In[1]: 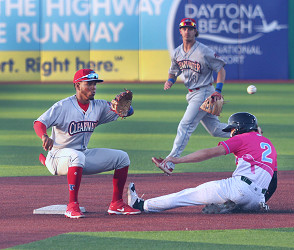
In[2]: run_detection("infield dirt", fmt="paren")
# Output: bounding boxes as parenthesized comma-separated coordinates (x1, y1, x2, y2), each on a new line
(1, 171, 293, 249)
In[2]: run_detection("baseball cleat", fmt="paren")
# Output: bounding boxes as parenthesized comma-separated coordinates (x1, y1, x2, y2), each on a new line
(107, 199, 141, 215)
(65, 202, 85, 218)
(128, 183, 145, 211)
(151, 157, 173, 175)
(259, 202, 270, 212)
(202, 200, 238, 214)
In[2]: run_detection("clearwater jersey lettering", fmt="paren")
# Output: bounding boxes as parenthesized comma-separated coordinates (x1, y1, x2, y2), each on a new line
(68, 121, 99, 135)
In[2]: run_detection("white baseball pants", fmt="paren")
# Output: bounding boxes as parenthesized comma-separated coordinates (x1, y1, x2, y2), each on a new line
(45, 148, 130, 176)
(144, 176, 265, 213)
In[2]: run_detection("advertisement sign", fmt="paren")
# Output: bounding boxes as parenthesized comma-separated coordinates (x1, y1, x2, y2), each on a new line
(0, 0, 289, 82)
(168, 0, 288, 79)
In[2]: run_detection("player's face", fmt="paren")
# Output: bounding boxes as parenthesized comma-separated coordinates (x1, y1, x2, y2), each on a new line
(77, 81, 97, 102)
(180, 27, 196, 42)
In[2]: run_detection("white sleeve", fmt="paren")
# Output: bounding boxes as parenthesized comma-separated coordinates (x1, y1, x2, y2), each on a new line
(205, 47, 226, 72)
(35, 102, 63, 128)
(97, 101, 119, 125)
(168, 51, 182, 76)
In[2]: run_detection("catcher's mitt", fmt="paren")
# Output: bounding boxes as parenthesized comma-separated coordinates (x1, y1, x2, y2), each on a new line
(200, 92, 224, 116)
(111, 89, 133, 117)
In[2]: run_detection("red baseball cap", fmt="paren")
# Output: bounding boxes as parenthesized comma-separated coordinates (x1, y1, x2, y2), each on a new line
(179, 18, 197, 29)
(73, 69, 103, 83)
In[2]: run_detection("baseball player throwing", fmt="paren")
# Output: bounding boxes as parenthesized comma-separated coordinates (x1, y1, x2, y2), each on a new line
(152, 18, 230, 173)
(34, 69, 141, 218)
(129, 112, 277, 214)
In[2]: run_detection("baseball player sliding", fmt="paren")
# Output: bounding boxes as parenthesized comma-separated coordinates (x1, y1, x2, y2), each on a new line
(34, 69, 141, 218)
(152, 18, 230, 173)
(128, 112, 278, 214)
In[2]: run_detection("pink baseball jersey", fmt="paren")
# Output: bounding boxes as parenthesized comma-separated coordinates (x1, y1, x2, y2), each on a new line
(219, 132, 277, 189)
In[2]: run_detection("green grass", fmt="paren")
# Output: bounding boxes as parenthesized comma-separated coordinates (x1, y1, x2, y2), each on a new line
(0, 83, 294, 176)
(9, 228, 294, 249)
(1, 83, 294, 249)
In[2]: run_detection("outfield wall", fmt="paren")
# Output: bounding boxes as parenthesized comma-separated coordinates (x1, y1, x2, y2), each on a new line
(289, 0, 294, 80)
(0, 0, 292, 82)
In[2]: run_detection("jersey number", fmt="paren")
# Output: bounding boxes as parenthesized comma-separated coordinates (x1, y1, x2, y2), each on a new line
(260, 142, 273, 164)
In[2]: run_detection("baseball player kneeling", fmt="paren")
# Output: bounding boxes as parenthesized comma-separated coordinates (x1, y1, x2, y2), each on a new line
(34, 68, 141, 218)
(128, 112, 277, 214)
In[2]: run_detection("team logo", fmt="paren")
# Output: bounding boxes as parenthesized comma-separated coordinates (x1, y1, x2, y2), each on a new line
(69, 184, 75, 191)
(178, 60, 201, 73)
(68, 121, 98, 136)
(241, 154, 274, 175)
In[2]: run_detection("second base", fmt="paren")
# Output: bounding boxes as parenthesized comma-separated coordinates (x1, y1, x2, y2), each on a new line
(33, 204, 86, 215)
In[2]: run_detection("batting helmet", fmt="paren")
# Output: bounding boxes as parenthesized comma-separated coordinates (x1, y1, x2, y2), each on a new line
(222, 112, 258, 136)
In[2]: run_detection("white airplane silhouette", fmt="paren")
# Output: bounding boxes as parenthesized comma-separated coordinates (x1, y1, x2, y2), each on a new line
(255, 19, 288, 33)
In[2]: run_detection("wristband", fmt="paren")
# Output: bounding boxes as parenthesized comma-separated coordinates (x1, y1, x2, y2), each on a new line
(215, 82, 223, 93)
(168, 78, 175, 84)
(126, 106, 134, 117)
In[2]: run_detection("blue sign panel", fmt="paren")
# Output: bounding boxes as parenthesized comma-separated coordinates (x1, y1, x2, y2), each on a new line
(168, 0, 288, 79)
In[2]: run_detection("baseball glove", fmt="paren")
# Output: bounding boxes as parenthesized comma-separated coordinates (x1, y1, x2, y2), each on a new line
(111, 89, 133, 117)
(200, 92, 224, 116)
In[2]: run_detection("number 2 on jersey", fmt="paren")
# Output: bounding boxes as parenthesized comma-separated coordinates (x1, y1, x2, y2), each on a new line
(260, 142, 273, 164)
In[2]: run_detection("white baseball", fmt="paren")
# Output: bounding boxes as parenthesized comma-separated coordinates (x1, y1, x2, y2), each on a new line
(247, 85, 257, 94)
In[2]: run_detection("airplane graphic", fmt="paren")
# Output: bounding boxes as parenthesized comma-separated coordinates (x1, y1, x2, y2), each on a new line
(254, 19, 288, 33)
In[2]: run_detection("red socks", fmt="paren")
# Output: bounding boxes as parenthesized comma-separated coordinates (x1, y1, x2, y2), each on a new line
(112, 166, 129, 202)
(67, 166, 83, 203)
(67, 166, 128, 204)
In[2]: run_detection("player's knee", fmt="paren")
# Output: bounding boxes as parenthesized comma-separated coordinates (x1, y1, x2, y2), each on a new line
(70, 150, 86, 167)
(56, 149, 85, 175)
(116, 150, 130, 170)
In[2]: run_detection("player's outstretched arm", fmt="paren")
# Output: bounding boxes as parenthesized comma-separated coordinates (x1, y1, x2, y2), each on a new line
(163, 145, 226, 165)
(210, 67, 225, 98)
(216, 67, 226, 84)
